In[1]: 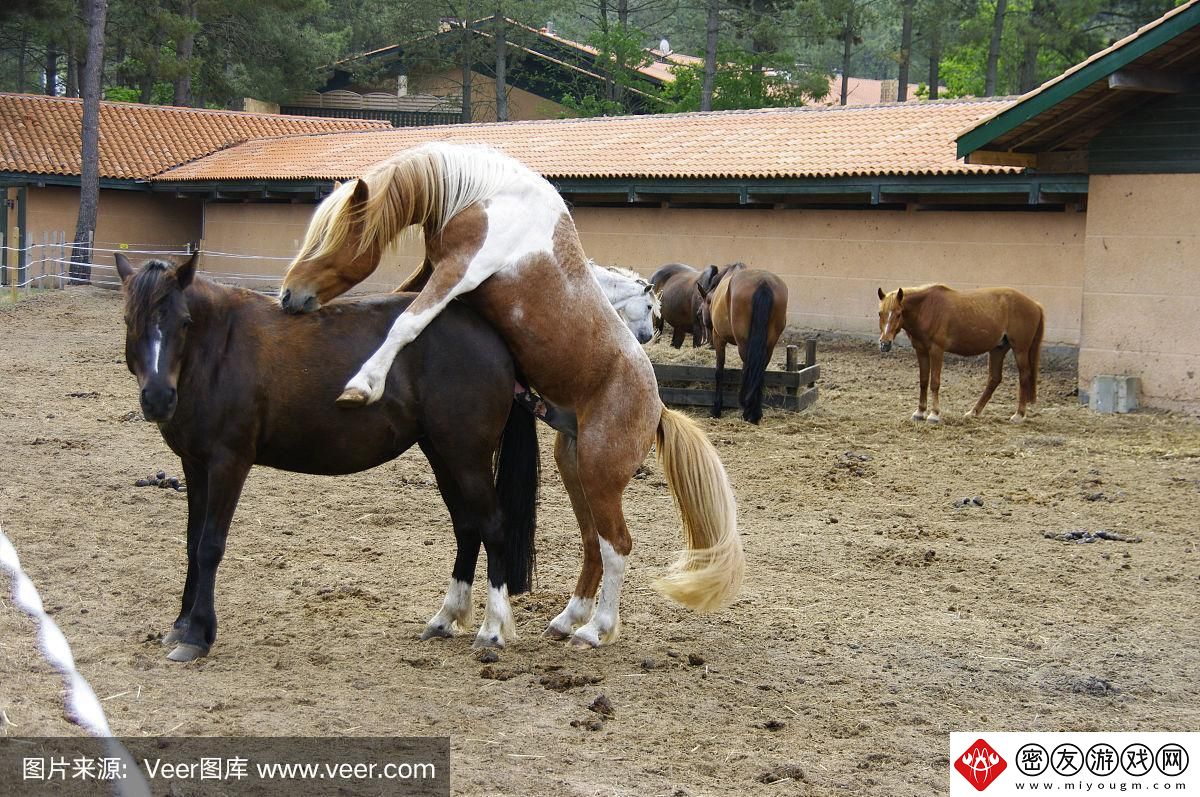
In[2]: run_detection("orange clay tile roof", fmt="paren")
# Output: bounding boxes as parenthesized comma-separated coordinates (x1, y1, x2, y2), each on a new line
(154, 97, 1022, 182)
(0, 93, 391, 180)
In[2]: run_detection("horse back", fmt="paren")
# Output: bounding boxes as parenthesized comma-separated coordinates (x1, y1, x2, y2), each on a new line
(649, 262, 697, 290)
(916, 286, 1043, 355)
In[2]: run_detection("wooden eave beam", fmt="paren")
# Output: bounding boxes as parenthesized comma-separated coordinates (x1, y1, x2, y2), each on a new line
(1107, 67, 1199, 93)
(963, 150, 1037, 168)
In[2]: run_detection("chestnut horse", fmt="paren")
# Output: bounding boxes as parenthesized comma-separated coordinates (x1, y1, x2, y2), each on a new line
(649, 263, 705, 348)
(696, 263, 790, 424)
(279, 142, 743, 648)
(116, 254, 538, 660)
(877, 284, 1045, 423)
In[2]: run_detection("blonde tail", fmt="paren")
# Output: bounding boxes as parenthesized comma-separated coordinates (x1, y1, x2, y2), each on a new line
(654, 408, 744, 611)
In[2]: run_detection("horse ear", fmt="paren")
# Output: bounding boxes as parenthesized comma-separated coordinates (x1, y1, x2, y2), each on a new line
(896, 287, 904, 304)
(877, 287, 885, 301)
(333, 179, 343, 189)
(350, 178, 369, 206)
(114, 252, 135, 284)
(175, 251, 199, 289)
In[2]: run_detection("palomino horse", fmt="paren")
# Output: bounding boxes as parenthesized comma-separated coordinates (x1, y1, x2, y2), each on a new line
(279, 142, 743, 648)
(116, 254, 538, 660)
(877, 284, 1045, 423)
(589, 260, 659, 344)
(696, 263, 790, 424)
(649, 263, 705, 348)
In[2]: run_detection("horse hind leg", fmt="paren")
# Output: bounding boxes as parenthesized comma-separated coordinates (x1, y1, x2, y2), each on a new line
(1011, 347, 1034, 423)
(546, 433, 600, 639)
(419, 445, 480, 640)
(966, 344, 1009, 419)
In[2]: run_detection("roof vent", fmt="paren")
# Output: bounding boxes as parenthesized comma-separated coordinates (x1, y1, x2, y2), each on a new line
(659, 38, 671, 55)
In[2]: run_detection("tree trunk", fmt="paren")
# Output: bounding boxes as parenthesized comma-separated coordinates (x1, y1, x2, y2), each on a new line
(17, 27, 29, 93)
(71, 0, 109, 285)
(701, 0, 719, 111)
(840, 14, 853, 106)
(173, 0, 197, 107)
(985, 0, 1007, 96)
(45, 42, 59, 96)
(139, 74, 155, 103)
(67, 50, 79, 97)
(897, 0, 914, 101)
(1017, 0, 1047, 93)
(460, 21, 473, 123)
(927, 31, 941, 100)
(493, 13, 508, 121)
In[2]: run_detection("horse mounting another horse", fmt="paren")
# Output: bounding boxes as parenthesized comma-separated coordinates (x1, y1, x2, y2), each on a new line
(649, 263, 706, 348)
(877, 284, 1045, 423)
(116, 253, 539, 661)
(278, 142, 744, 649)
(695, 263, 790, 424)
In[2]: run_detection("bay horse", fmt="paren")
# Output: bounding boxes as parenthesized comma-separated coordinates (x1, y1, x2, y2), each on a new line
(589, 260, 660, 344)
(696, 263, 789, 424)
(279, 142, 743, 648)
(877, 284, 1045, 423)
(115, 253, 538, 661)
(649, 263, 705, 348)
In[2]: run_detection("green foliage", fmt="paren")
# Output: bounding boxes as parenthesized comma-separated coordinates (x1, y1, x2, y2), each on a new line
(660, 46, 828, 111)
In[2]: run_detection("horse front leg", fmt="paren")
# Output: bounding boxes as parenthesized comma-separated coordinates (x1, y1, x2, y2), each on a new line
(164, 457, 207, 648)
(913, 347, 930, 421)
(167, 453, 252, 662)
(712, 339, 727, 418)
(927, 347, 945, 423)
(340, 240, 492, 406)
(419, 442, 480, 641)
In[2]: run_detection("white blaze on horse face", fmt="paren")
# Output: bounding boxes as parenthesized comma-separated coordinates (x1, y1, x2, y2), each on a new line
(475, 584, 516, 648)
(571, 538, 626, 647)
(147, 324, 164, 376)
(345, 178, 564, 404)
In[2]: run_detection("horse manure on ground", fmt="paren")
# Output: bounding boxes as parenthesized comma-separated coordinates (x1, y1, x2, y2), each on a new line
(134, 470, 185, 491)
(1043, 529, 1143, 544)
(587, 694, 614, 717)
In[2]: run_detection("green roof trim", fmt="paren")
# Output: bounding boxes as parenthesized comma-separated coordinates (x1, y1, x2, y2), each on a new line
(956, 2, 1200, 159)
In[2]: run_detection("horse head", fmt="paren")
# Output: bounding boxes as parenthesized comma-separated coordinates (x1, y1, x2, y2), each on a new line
(877, 286, 905, 353)
(115, 252, 199, 422)
(280, 179, 382, 314)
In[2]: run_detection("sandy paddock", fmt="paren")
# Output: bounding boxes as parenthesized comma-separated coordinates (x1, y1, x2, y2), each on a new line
(1, 287, 1198, 796)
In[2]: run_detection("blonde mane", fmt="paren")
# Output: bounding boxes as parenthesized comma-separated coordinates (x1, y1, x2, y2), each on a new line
(293, 143, 530, 267)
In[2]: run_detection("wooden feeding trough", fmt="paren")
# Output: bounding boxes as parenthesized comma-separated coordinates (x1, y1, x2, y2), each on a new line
(652, 340, 820, 413)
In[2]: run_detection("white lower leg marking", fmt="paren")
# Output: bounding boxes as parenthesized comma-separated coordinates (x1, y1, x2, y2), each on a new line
(548, 594, 595, 636)
(475, 584, 516, 647)
(424, 578, 472, 636)
(572, 538, 626, 647)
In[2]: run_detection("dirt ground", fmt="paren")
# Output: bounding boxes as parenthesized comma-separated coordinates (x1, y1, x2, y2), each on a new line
(1, 287, 1198, 796)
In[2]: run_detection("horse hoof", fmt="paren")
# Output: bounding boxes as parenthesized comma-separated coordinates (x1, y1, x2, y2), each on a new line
(926, 413, 942, 424)
(336, 388, 370, 407)
(963, 410, 979, 419)
(166, 643, 209, 662)
(472, 634, 505, 650)
(420, 624, 454, 641)
(1010, 413, 1027, 424)
(911, 411, 926, 421)
(543, 624, 571, 641)
(567, 632, 600, 650)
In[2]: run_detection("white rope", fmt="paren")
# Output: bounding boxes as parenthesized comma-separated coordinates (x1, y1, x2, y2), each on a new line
(0, 526, 150, 797)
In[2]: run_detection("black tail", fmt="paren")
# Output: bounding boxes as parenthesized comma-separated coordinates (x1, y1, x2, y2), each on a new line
(739, 282, 775, 424)
(494, 399, 539, 594)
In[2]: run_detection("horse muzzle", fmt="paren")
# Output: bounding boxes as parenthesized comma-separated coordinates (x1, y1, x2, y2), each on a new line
(279, 288, 319, 315)
(879, 339, 893, 353)
(140, 384, 178, 422)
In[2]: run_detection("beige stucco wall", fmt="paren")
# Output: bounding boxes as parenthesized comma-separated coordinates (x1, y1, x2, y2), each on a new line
(411, 69, 571, 122)
(199, 201, 1086, 346)
(22, 187, 201, 285)
(573, 206, 1086, 345)
(1080, 174, 1200, 413)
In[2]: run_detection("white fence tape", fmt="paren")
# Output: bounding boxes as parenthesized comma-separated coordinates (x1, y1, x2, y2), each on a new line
(0, 525, 151, 796)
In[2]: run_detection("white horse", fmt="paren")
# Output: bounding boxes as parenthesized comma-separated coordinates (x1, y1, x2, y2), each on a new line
(589, 261, 660, 344)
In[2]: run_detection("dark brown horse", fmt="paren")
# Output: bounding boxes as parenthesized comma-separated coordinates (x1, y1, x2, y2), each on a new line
(697, 263, 790, 424)
(649, 263, 705, 348)
(116, 253, 538, 661)
(877, 284, 1045, 423)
